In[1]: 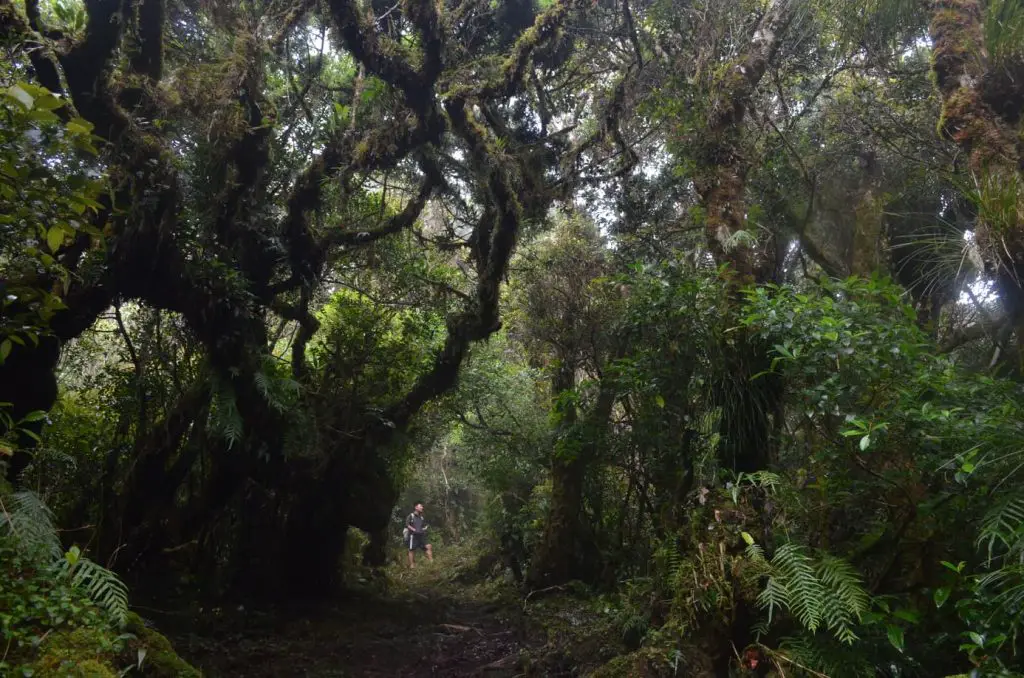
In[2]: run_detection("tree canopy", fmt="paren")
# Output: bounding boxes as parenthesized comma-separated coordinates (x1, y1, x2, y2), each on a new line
(2, 0, 1024, 675)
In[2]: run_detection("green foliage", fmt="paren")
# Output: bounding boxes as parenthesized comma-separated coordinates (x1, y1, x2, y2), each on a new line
(0, 486, 197, 675)
(747, 541, 869, 644)
(208, 378, 244, 449)
(985, 0, 1024, 65)
(2, 490, 128, 629)
(3, 489, 63, 560)
(0, 542, 112, 672)
(62, 546, 130, 628)
(0, 76, 105, 360)
(741, 276, 1024, 673)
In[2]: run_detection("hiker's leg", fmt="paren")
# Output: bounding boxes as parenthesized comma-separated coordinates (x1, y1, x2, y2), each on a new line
(425, 544, 433, 562)
(408, 548, 415, 568)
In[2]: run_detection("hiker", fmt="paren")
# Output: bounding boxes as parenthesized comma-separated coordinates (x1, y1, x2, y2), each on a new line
(405, 502, 433, 568)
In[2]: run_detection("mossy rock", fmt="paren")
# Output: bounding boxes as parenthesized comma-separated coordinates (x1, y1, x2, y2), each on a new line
(28, 619, 200, 677)
(30, 628, 119, 676)
(126, 612, 202, 677)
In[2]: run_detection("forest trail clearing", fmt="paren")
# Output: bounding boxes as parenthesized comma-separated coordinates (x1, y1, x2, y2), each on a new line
(166, 548, 551, 678)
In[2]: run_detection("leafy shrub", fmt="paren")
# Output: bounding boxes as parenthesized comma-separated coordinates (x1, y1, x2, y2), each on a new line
(0, 487, 198, 676)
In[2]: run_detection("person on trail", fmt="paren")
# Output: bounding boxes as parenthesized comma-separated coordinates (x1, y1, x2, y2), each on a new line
(405, 502, 433, 568)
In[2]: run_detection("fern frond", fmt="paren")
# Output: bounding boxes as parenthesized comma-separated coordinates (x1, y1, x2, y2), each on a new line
(254, 370, 273, 401)
(1, 490, 62, 560)
(818, 554, 869, 622)
(747, 471, 782, 493)
(745, 542, 766, 563)
(209, 380, 244, 448)
(978, 494, 1024, 563)
(755, 544, 869, 644)
(759, 575, 790, 625)
(772, 543, 826, 633)
(61, 554, 130, 628)
(977, 564, 1024, 611)
(3, 490, 131, 629)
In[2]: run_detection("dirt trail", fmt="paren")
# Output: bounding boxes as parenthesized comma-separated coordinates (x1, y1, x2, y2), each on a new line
(168, 553, 536, 677)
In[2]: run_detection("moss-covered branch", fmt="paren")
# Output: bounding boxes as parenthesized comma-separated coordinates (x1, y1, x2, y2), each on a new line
(327, 0, 427, 105)
(692, 0, 792, 283)
(324, 166, 439, 247)
(129, 0, 164, 80)
(929, 0, 1024, 359)
(449, 0, 575, 100)
(931, 0, 1018, 171)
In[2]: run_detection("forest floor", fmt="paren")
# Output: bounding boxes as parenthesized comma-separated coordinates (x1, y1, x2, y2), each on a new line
(162, 544, 617, 677)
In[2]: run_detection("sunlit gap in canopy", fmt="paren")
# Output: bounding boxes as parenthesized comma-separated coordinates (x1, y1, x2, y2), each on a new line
(958, 230, 999, 307)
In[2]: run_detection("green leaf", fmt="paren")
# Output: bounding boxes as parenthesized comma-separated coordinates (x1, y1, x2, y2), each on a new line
(741, 531, 755, 546)
(33, 93, 64, 111)
(0, 339, 11, 362)
(7, 84, 34, 109)
(65, 117, 94, 135)
(20, 410, 47, 423)
(859, 435, 871, 451)
(654, 394, 665, 408)
(894, 608, 920, 624)
(47, 226, 65, 252)
(887, 625, 904, 652)
(933, 587, 950, 608)
(969, 632, 985, 647)
(27, 108, 60, 124)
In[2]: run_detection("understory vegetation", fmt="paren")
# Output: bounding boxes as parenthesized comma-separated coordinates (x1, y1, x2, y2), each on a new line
(2, 0, 1024, 675)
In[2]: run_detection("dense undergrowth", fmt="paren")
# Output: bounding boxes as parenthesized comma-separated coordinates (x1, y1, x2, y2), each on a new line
(1, 485, 198, 677)
(3, 0, 1024, 676)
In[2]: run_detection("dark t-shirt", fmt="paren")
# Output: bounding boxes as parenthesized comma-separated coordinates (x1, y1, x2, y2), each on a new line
(407, 512, 426, 534)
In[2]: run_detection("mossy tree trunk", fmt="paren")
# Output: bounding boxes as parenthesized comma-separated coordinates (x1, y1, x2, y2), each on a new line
(930, 0, 1024, 366)
(0, 0, 580, 598)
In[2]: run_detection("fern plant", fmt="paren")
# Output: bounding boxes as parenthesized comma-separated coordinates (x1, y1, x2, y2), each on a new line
(209, 377, 244, 448)
(979, 494, 1024, 565)
(1, 489, 129, 627)
(1, 490, 62, 560)
(972, 493, 1024, 640)
(745, 537, 870, 644)
(62, 546, 130, 627)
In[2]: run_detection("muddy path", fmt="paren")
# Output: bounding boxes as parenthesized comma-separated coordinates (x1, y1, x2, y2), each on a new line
(165, 553, 547, 677)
